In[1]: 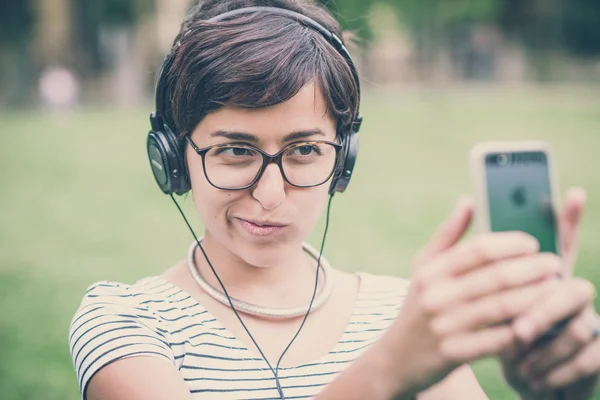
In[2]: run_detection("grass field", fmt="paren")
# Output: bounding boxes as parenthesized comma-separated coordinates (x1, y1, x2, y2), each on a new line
(1, 86, 600, 399)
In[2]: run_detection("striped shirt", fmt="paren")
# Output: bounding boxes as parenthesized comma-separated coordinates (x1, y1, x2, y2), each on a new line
(68, 272, 410, 399)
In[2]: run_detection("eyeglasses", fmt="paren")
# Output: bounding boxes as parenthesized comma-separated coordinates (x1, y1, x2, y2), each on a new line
(186, 136, 343, 190)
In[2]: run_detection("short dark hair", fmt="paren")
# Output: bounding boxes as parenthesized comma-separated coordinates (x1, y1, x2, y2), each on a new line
(164, 0, 360, 142)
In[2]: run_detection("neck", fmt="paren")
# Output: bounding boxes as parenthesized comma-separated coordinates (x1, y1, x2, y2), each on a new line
(193, 231, 324, 309)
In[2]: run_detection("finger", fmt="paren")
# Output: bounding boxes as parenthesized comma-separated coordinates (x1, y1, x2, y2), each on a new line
(519, 309, 596, 380)
(418, 231, 539, 283)
(422, 253, 562, 312)
(430, 278, 559, 335)
(558, 187, 586, 272)
(512, 278, 597, 344)
(412, 196, 473, 267)
(440, 325, 515, 364)
(534, 333, 600, 390)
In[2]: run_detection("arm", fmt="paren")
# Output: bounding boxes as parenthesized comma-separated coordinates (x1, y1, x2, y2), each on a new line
(314, 345, 489, 400)
(86, 357, 192, 400)
(315, 200, 557, 400)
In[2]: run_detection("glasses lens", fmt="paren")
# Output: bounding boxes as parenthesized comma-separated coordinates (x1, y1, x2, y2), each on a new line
(204, 145, 262, 189)
(282, 142, 338, 187)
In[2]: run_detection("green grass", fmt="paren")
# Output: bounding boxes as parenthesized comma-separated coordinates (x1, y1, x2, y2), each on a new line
(1, 86, 600, 399)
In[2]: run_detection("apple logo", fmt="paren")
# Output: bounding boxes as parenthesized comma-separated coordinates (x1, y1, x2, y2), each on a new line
(511, 186, 527, 207)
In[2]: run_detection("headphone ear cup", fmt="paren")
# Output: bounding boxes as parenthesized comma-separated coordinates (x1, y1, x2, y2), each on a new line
(329, 130, 359, 195)
(147, 125, 190, 195)
(163, 124, 191, 195)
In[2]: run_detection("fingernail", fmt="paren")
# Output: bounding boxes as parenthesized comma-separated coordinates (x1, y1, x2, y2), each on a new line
(514, 318, 537, 343)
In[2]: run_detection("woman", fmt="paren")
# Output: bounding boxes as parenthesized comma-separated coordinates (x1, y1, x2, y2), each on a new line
(68, 1, 600, 399)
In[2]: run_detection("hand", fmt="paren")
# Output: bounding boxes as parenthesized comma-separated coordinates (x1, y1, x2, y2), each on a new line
(507, 281, 599, 399)
(379, 197, 563, 397)
(500, 188, 600, 399)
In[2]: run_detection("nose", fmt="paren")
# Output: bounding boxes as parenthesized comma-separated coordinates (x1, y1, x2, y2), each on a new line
(251, 163, 286, 210)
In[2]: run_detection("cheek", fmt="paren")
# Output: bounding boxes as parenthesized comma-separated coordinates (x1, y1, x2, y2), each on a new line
(294, 185, 330, 233)
(187, 157, 232, 221)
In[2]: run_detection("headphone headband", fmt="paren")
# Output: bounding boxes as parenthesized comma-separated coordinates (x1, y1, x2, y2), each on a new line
(152, 6, 362, 133)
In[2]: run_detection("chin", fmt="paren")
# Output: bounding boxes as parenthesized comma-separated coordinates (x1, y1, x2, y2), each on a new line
(234, 237, 300, 268)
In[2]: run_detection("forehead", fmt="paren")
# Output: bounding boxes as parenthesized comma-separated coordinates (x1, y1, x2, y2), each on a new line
(192, 82, 336, 142)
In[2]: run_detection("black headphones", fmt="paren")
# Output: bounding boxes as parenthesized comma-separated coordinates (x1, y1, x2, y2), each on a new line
(146, 6, 363, 197)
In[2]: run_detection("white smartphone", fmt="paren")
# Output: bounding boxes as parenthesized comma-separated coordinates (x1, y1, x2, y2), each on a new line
(469, 141, 562, 255)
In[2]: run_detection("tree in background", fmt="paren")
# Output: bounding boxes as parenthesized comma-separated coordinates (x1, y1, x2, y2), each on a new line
(0, 0, 35, 106)
(322, 0, 600, 82)
(563, 0, 600, 58)
(72, 0, 153, 77)
(320, 0, 375, 41)
(498, 0, 600, 58)
(1, 0, 599, 107)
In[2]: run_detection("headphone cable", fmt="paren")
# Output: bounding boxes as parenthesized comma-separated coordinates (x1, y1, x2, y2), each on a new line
(170, 193, 335, 399)
(273, 194, 334, 385)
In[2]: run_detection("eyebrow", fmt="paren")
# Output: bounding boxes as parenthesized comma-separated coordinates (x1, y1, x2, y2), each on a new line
(209, 129, 326, 143)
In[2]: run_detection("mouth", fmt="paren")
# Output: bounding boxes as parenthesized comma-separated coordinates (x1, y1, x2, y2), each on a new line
(235, 218, 287, 237)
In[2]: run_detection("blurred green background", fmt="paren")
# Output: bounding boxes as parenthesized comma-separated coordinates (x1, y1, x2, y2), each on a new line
(1, 0, 600, 399)
(2, 87, 600, 399)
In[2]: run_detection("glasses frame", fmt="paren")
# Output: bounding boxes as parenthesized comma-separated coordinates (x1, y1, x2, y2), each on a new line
(186, 136, 343, 190)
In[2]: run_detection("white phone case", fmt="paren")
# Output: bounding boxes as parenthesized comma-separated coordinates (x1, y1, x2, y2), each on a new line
(469, 141, 562, 251)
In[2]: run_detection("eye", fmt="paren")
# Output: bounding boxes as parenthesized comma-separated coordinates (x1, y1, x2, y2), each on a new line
(288, 143, 322, 157)
(215, 146, 256, 157)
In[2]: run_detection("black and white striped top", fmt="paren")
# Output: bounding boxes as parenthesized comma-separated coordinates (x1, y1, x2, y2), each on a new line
(68, 272, 409, 399)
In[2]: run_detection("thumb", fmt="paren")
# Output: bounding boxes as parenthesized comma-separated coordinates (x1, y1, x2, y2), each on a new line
(412, 196, 474, 268)
(559, 187, 586, 273)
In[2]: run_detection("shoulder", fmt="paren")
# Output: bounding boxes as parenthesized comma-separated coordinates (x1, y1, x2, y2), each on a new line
(68, 276, 192, 344)
(68, 277, 184, 398)
(76, 276, 179, 304)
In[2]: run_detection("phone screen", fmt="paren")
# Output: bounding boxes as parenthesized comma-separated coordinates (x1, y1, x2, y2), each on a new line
(484, 151, 559, 254)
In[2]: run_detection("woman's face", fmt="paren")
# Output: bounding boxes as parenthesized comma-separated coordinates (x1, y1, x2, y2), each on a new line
(186, 82, 337, 267)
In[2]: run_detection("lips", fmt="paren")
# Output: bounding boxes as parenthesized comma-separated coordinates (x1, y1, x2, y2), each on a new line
(235, 218, 287, 237)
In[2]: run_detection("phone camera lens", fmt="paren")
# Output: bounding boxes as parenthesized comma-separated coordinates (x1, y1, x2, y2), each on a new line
(496, 153, 510, 166)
